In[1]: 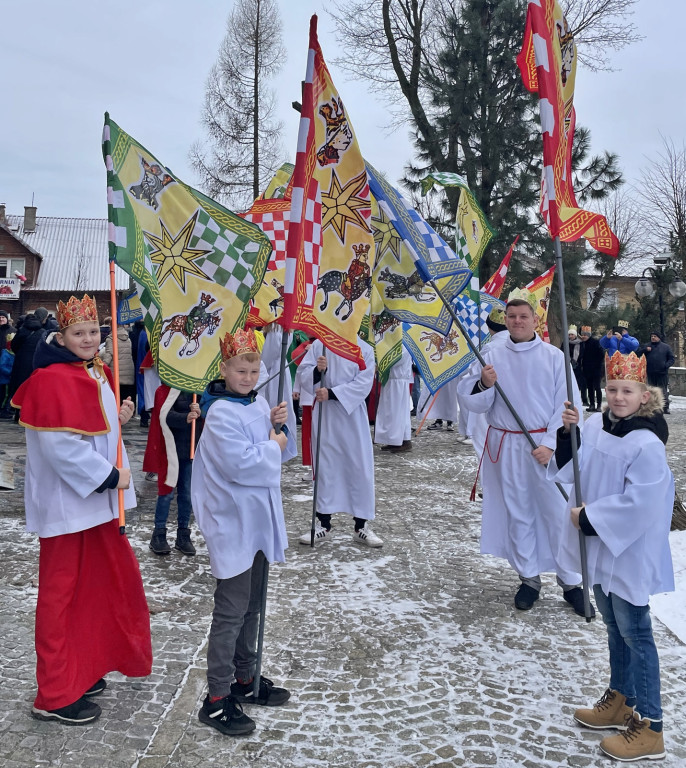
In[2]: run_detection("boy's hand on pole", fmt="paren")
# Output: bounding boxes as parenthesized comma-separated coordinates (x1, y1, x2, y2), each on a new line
(316, 355, 327, 372)
(480, 364, 497, 388)
(116, 467, 131, 489)
(270, 428, 288, 451)
(315, 388, 329, 402)
(270, 401, 288, 427)
(532, 445, 553, 465)
(561, 400, 579, 432)
(571, 505, 584, 530)
(187, 402, 201, 422)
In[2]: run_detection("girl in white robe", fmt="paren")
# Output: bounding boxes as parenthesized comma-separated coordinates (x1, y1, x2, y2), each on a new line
(298, 337, 381, 547)
(374, 346, 413, 448)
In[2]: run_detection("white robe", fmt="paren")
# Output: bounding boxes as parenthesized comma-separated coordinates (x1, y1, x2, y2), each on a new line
(24, 367, 136, 538)
(458, 335, 582, 581)
(299, 338, 376, 519)
(550, 413, 674, 606)
(259, 331, 297, 461)
(419, 377, 458, 422)
(374, 347, 413, 446)
(461, 330, 510, 455)
(191, 395, 288, 579)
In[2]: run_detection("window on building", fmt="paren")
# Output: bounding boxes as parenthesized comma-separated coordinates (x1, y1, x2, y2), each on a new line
(0, 258, 26, 279)
(587, 287, 618, 310)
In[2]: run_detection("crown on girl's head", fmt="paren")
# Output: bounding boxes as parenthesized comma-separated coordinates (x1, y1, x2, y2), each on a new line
(56, 294, 99, 329)
(220, 328, 259, 361)
(605, 351, 646, 383)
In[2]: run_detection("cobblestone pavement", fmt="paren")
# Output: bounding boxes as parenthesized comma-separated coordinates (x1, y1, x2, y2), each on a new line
(1, 404, 685, 768)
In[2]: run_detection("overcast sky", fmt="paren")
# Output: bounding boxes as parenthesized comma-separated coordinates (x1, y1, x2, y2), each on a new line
(0, 0, 683, 222)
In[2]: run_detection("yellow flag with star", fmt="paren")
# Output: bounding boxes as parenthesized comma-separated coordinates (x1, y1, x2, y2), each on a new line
(103, 114, 271, 392)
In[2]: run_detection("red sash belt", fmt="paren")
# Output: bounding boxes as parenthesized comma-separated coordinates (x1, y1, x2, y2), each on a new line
(470, 425, 547, 502)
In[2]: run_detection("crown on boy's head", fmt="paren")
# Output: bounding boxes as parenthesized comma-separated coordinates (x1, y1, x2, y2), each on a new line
(220, 328, 259, 361)
(581, 325, 592, 333)
(617, 319, 629, 329)
(57, 294, 99, 329)
(605, 351, 646, 383)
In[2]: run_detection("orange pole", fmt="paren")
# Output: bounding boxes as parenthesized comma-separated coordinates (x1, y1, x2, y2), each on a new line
(190, 393, 197, 459)
(415, 391, 438, 436)
(109, 262, 126, 534)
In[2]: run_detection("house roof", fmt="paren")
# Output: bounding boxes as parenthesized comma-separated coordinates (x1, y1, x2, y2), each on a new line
(3, 215, 130, 291)
(581, 252, 670, 280)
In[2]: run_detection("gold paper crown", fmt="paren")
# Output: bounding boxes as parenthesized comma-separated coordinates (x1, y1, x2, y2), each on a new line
(605, 351, 646, 383)
(506, 288, 537, 312)
(581, 325, 592, 333)
(489, 305, 506, 325)
(220, 328, 259, 361)
(568, 325, 578, 335)
(617, 319, 629, 329)
(56, 294, 99, 329)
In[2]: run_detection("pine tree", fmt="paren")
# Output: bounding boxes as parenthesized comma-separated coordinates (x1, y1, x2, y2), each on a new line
(190, 0, 285, 210)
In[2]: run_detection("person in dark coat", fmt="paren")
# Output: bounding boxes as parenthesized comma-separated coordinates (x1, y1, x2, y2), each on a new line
(579, 327, 605, 412)
(34, 307, 59, 334)
(8, 314, 46, 421)
(638, 332, 675, 413)
(0, 311, 16, 416)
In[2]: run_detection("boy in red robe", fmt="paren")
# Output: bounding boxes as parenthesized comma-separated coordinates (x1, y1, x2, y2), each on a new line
(12, 295, 152, 725)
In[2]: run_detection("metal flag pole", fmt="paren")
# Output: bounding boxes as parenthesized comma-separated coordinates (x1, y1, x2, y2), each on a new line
(309, 364, 326, 547)
(553, 235, 592, 622)
(253, 325, 291, 699)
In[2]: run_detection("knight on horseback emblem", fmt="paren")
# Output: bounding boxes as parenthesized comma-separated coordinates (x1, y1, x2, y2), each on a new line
(317, 243, 372, 321)
(160, 292, 222, 357)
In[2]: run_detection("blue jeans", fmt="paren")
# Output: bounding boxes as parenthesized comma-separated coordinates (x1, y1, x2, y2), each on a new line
(593, 585, 662, 720)
(154, 458, 193, 529)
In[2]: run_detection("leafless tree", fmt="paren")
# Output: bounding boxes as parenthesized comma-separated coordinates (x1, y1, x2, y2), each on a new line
(74, 241, 89, 293)
(190, 0, 285, 210)
(636, 136, 686, 262)
(585, 188, 648, 310)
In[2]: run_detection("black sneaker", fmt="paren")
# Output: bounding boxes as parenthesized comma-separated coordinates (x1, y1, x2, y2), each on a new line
(84, 678, 107, 697)
(231, 676, 291, 707)
(198, 694, 256, 736)
(32, 696, 102, 725)
(514, 583, 540, 610)
(564, 587, 596, 618)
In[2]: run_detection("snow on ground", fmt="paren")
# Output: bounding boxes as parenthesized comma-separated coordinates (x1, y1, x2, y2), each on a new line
(652, 530, 686, 644)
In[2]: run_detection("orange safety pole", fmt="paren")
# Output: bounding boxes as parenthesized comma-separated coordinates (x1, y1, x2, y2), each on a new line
(109, 261, 126, 534)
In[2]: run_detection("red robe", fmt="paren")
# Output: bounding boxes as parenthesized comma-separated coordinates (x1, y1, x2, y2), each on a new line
(17, 361, 152, 710)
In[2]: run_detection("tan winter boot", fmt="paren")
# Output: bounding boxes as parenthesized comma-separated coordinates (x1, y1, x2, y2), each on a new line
(574, 688, 634, 730)
(599, 713, 666, 761)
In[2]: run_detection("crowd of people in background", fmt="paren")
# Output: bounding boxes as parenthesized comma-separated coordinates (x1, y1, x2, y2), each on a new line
(563, 321, 674, 415)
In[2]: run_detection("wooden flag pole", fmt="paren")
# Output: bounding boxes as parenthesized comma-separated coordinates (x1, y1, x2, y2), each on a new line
(108, 262, 126, 534)
(415, 391, 439, 436)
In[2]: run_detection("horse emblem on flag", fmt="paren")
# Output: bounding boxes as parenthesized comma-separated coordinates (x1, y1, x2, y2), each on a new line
(160, 292, 222, 357)
(317, 243, 372, 320)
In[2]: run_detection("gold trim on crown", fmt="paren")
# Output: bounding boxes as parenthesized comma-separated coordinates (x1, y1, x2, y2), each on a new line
(57, 294, 99, 329)
(220, 328, 259, 361)
(605, 351, 646, 383)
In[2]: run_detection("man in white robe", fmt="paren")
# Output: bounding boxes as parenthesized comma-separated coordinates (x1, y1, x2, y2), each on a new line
(298, 337, 382, 547)
(457, 299, 584, 613)
(374, 346, 413, 452)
